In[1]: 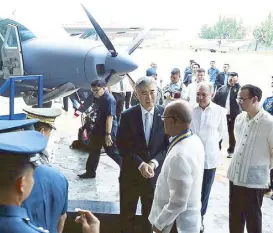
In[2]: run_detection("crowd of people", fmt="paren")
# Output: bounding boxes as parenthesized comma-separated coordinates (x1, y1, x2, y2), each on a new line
(0, 58, 273, 233)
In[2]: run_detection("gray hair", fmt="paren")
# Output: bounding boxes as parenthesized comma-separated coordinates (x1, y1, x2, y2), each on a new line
(135, 76, 157, 91)
(196, 81, 214, 94)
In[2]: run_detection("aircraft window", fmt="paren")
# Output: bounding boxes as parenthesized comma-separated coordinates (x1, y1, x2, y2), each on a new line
(7, 26, 18, 47)
(0, 19, 36, 43)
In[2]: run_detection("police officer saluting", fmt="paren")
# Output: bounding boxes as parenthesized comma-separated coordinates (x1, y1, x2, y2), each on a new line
(0, 130, 49, 233)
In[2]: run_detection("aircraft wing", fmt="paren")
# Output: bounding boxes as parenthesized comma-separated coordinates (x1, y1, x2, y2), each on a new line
(63, 24, 178, 36)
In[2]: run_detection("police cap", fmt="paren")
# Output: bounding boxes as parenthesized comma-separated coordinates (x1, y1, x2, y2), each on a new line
(23, 107, 62, 130)
(146, 68, 157, 77)
(0, 131, 47, 167)
(0, 119, 39, 133)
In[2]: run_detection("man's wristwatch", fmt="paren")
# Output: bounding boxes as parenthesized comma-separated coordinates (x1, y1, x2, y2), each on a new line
(106, 132, 111, 136)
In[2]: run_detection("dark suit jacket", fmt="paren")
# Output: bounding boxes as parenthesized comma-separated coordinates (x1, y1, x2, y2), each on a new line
(116, 104, 169, 187)
(183, 74, 193, 87)
(213, 83, 241, 118)
(215, 72, 230, 89)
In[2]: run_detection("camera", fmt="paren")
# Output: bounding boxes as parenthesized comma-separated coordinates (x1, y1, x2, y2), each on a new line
(163, 90, 181, 99)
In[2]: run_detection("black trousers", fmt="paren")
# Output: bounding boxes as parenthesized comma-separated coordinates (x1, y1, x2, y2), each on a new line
(120, 179, 154, 233)
(219, 116, 236, 153)
(85, 135, 122, 176)
(227, 116, 236, 154)
(112, 92, 125, 122)
(201, 168, 216, 217)
(229, 181, 264, 233)
(125, 92, 132, 109)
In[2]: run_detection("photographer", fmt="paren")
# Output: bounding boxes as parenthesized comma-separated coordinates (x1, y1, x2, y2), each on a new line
(162, 68, 188, 107)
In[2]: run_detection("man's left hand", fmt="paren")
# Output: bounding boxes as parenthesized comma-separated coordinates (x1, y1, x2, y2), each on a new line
(105, 135, 113, 147)
(152, 225, 162, 233)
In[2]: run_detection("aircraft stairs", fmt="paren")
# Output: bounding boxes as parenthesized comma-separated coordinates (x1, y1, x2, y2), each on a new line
(0, 75, 43, 119)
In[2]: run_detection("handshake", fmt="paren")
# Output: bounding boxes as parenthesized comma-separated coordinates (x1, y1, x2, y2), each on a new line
(163, 91, 181, 100)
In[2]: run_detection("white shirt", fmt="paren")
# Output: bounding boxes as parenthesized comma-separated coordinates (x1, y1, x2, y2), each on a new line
(138, 105, 159, 169)
(149, 134, 205, 233)
(123, 77, 134, 92)
(187, 82, 198, 107)
(225, 89, 231, 115)
(110, 81, 125, 93)
(227, 110, 273, 189)
(191, 102, 227, 169)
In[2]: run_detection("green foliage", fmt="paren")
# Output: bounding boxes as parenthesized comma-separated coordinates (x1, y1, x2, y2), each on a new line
(253, 13, 273, 47)
(199, 16, 247, 39)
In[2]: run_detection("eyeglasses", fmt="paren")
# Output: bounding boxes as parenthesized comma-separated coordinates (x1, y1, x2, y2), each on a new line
(91, 87, 102, 93)
(236, 97, 253, 103)
(161, 116, 176, 120)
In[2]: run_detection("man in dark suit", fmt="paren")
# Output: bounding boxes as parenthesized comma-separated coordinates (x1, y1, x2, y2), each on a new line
(214, 63, 230, 90)
(116, 76, 169, 233)
(213, 72, 241, 158)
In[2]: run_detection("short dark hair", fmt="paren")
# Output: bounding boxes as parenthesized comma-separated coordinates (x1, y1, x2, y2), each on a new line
(171, 68, 180, 75)
(224, 63, 230, 67)
(240, 84, 262, 102)
(229, 72, 238, 77)
(0, 153, 33, 188)
(192, 63, 200, 68)
(210, 61, 215, 63)
(197, 68, 206, 73)
(90, 78, 106, 88)
(34, 122, 52, 131)
(190, 60, 195, 63)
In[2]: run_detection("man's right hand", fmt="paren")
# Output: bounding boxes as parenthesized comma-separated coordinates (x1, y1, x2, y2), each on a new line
(140, 162, 154, 179)
(75, 209, 100, 233)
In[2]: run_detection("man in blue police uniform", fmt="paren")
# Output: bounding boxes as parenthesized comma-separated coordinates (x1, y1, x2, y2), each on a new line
(0, 130, 49, 233)
(19, 107, 69, 233)
(77, 78, 122, 179)
(0, 129, 101, 233)
(23, 107, 62, 164)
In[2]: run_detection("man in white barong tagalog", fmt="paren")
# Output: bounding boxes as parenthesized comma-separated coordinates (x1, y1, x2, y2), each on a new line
(149, 100, 205, 233)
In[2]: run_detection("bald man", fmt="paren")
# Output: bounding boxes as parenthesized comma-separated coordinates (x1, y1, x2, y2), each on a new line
(149, 100, 205, 233)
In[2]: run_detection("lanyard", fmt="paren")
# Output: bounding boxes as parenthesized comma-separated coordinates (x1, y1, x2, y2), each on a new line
(167, 129, 193, 155)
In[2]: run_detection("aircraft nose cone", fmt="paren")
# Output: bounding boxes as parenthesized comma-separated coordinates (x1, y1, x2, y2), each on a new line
(105, 53, 138, 74)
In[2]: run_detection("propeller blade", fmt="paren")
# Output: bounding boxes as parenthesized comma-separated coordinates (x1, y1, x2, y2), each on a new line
(81, 4, 118, 57)
(127, 27, 151, 55)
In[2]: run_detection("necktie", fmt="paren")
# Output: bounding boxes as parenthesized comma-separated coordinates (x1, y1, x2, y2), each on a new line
(120, 80, 124, 92)
(144, 112, 151, 145)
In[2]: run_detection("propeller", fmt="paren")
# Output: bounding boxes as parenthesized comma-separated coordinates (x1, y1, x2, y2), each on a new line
(81, 4, 118, 57)
(81, 4, 151, 86)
